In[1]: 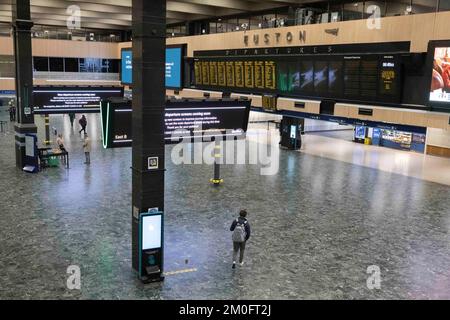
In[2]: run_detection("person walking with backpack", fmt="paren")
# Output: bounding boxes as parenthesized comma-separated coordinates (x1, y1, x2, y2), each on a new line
(230, 209, 251, 269)
(79, 115, 87, 135)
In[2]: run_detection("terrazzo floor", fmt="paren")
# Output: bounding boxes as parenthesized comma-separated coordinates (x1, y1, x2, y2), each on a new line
(0, 114, 449, 299)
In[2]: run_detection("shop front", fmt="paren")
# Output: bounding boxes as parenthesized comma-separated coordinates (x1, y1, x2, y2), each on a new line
(353, 125, 426, 153)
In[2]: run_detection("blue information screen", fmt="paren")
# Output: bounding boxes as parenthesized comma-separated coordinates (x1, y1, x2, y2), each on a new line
(121, 47, 182, 88)
(121, 49, 133, 85)
(165, 47, 182, 88)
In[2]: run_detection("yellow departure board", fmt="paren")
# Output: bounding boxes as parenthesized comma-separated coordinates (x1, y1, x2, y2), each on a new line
(235, 61, 244, 88)
(209, 61, 218, 86)
(194, 61, 202, 85)
(201, 61, 210, 85)
(244, 61, 254, 88)
(264, 61, 276, 90)
(254, 61, 264, 89)
(226, 61, 235, 87)
(218, 62, 226, 86)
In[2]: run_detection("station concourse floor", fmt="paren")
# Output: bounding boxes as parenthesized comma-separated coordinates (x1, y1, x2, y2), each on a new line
(0, 113, 450, 299)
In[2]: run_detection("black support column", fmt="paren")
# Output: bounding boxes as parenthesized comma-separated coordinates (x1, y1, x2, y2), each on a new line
(12, 0, 37, 168)
(131, 0, 166, 280)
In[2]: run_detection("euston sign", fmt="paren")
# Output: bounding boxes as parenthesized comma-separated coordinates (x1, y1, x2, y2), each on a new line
(244, 30, 306, 46)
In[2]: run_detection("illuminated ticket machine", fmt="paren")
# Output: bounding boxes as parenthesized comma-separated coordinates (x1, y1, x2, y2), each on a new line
(280, 116, 303, 150)
(138, 211, 164, 283)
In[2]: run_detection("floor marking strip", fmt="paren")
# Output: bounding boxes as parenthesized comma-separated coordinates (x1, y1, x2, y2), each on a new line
(163, 268, 197, 276)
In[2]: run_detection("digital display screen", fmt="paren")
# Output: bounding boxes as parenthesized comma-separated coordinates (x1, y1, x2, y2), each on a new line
(360, 59, 378, 98)
(328, 61, 342, 94)
(277, 62, 289, 92)
(290, 125, 297, 139)
(290, 63, 300, 93)
(344, 57, 361, 96)
(101, 100, 251, 148)
(193, 51, 401, 104)
(300, 61, 314, 92)
(194, 61, 202, 85)
(113, 107, 132, 146)
(120, 47, 183, 88)
(264, 61, 276, 90)
(121, 49, 132, 85)
(165, 47, 183, 88)
(201, 61, 210, 85)
(142, 214, 162, 250)
(218, 62, 226, 86)
(314, 61, 328, 94)
(165, 100, 250, 139)
(430, 47, 450, 103)
(33, 86, 123, 114)
(235, 61, 244, 87)
(244, 61, 254, 88)
(209, 61, 218, 86)
(226, 61, 235, 87)
(379, 57, 397, 96)
(254, 61, 265, 88)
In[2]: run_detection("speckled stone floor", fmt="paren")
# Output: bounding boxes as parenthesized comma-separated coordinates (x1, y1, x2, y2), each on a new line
(0, 114, 449, 300)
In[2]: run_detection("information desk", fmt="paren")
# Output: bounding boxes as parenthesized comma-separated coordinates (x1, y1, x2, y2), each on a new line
(38, 147, 69, 169)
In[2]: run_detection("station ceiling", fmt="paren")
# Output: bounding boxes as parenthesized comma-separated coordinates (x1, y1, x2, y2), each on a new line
(0, 0, 319, 30)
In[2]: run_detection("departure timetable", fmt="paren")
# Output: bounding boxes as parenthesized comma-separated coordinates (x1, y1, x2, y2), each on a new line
(218, 62, 226, 86)
(226, 61, 235, 87)
(244, 61, 254, 88)
(194, 61, 202, 85)
(235, 61, 244, 87)
(201, 61, 210, 85)
(209, 61, 218, 86)
(264, 61, 276, 90)
(254, 61, 265, 88)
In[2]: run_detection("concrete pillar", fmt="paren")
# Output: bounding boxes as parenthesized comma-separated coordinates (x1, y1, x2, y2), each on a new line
(12, 0, 37, 168)
(131, 0, 166, 280)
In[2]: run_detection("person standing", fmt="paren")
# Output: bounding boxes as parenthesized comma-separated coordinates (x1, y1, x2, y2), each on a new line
(56, 134, 67, 165)
(230, 209, 251, 269)
(69, 113, 75, 128)
(79, 115, 87, 135)
(8, 102, 15, 122)
(83, 133, 91, 164)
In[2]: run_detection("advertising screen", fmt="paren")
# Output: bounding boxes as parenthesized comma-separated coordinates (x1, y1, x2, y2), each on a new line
(121, 49, 132, 85)
(142, 214, 162, 250)
(165, 47, 182, 88)
(429, 47, 450, 103)
(120, 47, 184, 88)
(33, 86, 123, 114)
